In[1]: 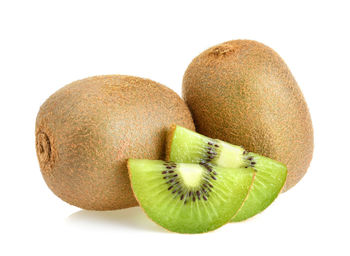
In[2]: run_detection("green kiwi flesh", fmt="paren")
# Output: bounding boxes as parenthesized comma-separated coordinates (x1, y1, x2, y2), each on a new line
(166, 125, 287, 221)
(128, 159, 255, 233)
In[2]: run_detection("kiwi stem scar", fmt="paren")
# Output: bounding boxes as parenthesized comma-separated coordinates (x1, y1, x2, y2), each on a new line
(36, 132, 51, 164)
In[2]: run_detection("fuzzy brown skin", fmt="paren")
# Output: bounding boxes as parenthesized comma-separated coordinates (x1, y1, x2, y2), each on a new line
(35, 75, 195, 210)
(183, 40, 313, 192)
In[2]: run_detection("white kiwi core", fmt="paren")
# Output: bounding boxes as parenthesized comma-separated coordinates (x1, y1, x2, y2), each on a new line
(177, 164, 205, 188)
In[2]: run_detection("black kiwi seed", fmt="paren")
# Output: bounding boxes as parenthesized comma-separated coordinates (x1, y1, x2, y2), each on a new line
(208, 142, 213, 145)
(168, 186, 173, 190)
(180, 194, 184, 200)
(251, 161, 256, 165)
(203, 195, 208, 201)
(162, 171, 167, 174)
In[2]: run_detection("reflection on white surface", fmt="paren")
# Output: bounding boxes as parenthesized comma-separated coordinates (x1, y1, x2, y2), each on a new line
(67, 206, 166, 233)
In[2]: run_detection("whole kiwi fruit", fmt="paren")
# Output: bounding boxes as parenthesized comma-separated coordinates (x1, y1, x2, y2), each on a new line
(35, 75, 194, 210)
(182, 40, 313, 191)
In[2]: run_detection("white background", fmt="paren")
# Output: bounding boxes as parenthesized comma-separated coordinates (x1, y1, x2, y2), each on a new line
(1, 1, 349, 255)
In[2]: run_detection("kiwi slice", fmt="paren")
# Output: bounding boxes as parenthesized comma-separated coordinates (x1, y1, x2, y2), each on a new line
(231, 153, 287, 222)
(166, 125, 287, 222)
(128, 159, 255, 233)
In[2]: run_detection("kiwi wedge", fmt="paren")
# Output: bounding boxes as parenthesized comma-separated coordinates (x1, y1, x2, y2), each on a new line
(166, 125, 287, 222)
(128, 159, 255, 233)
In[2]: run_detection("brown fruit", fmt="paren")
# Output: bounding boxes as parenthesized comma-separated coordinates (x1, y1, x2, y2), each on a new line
(182, 40, 313, 191)
(35, 75, 194, 210)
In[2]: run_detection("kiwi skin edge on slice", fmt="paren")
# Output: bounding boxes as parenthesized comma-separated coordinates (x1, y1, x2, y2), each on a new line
(166, 125, 287, 222)
(127, 159, 256, 234)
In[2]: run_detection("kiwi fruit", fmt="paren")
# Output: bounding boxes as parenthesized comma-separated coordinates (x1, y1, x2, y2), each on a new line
(182, 39, 313, 192)
(166, 125, 287, 221)
(127, 159, 256, 233)
(35, 75, 195, 210)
